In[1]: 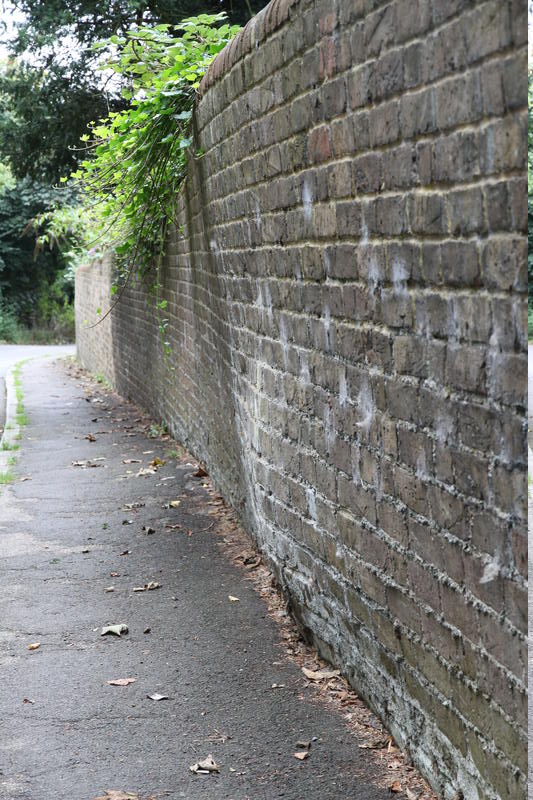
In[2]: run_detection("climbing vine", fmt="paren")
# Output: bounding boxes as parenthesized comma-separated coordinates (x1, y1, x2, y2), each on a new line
(68, 14, 240, 320)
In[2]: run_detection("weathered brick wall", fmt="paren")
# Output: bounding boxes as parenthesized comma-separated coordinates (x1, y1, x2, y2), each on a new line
(76, 1, 528, 798)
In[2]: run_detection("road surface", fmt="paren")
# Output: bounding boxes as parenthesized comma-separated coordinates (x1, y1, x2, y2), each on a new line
(0, 343, 75, 379)
(0, 343, 75, 431)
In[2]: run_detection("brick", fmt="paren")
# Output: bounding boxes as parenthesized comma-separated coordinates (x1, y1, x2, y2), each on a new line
(435, 72, 482, 131)
(446, 344, 486, 394)
(447, 187, 485, 236)
(481, 237, 527, 292)
(399, 88, 436, 140)
(369, 100, 400, 147)
(308, 125, 331, 164)
(440, 241, 481, 287)
(410, 193, 447, 235)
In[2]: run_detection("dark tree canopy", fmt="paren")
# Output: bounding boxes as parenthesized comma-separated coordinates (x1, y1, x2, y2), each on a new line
(0, 178, 75, 321)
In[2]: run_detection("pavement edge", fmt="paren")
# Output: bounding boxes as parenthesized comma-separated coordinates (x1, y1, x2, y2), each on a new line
(0, 365, 21, 472)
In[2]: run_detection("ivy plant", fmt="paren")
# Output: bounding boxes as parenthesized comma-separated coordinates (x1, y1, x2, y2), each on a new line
(70, 13, 240, 326)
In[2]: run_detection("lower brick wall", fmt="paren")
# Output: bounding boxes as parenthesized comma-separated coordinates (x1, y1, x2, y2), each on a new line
(76, 1, 528, 798)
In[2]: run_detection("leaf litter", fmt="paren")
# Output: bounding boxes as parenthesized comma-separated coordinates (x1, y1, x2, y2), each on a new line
(101, 624, 128, 637)
(107, 678, 136, 686)
(189, 754, 219, 774)
(133, 581, 161, 593)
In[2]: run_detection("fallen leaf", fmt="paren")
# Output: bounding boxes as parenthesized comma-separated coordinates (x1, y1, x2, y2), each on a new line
(119, 550, 130, 556)
(302, 667, 340, 682)
(28, 643, 40, 651)
(85, 433, 96, 442)
(190, 754, 219, 774)
(147, 693, 168, 701)
(101, 624, 128, 637)
(91, 792, 139, 800)
(359, 737, 391, 750)
(271, 683, 285, 689)
(136, 467, 156, 476)
(122, 459, 141, 464)
(169, 499, 181, 508)
(193, 467, 208, 478)
(149, 457, 165, 467)
(104, 586, 115, 593)
(293, 751, 309, 761)
(122, 502, 144, 510)
(107, 678, 136, 687)
(23, 698, 35, 704)
(406, 791, 419, 800)
(164, 523, 182, 530)
(110, 572, 120, 577)
(228, 595, 239, 602)
(390, 780, 402, 793)
(133, 581, 161, 593)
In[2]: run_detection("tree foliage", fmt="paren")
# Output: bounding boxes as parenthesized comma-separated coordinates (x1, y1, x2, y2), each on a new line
(0, 177, 76, 322)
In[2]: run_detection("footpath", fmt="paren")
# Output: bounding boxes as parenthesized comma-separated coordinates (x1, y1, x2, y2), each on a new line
(0, 356, 434, 800)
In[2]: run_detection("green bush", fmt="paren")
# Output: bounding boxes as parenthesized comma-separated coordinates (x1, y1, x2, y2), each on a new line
(0, 301, 22, 342)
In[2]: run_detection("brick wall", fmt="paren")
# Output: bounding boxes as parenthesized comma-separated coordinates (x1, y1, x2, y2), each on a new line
(75, 1, 528, 797)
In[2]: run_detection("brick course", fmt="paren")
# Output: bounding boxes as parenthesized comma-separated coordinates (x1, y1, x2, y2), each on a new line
(75, 1, 527, 798)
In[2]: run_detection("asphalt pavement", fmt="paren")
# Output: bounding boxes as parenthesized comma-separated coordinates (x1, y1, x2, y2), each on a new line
(0, 356, 399, 800)
(0, 344, 75, 431)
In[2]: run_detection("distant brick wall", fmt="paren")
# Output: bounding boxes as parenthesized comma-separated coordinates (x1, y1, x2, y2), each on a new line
(76, 1, 528, 797)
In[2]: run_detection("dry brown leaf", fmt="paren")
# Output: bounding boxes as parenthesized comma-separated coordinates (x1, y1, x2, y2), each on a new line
(107, 678, 136, 687)
(293, 751, 309, 761)
(149, 457, 165, 467)
(190, 754, 219, 774)
(169, 499, 181, 508)
(302, 666, 340, 681)
(28, 643, 41, 651)
(390, 780, 402, 793)
(193, 466, 208, 478)
(133, 581, 161, 593)
(359, 737, 391, 750)
(85, 433, 96, 442)
(91, 792, 139, 800)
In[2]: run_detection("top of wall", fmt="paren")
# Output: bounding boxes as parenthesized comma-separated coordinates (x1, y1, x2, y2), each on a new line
(198, 0, 299, 95)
